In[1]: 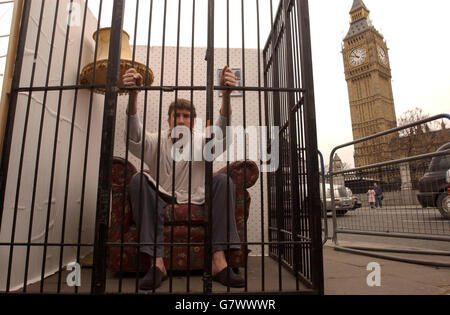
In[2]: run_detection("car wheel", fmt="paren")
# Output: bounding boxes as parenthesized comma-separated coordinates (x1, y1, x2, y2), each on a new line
(437, 193, 450, 219)
(336, 210, 348, 216)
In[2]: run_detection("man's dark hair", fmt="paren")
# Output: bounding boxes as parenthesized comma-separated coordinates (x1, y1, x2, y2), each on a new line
(168, 99, 197, 119)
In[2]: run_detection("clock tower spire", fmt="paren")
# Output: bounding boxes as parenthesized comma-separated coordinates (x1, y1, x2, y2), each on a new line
(350, 0, 370, 23)
(342, 0, 397, 167)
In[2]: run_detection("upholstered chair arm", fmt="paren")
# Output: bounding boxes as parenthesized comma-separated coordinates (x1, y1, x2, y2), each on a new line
(214, 160, 259, 190)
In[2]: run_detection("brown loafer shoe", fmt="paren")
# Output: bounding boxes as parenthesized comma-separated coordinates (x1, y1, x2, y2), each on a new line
(139, 267, 168, 291)
(212, 267, 245, 288)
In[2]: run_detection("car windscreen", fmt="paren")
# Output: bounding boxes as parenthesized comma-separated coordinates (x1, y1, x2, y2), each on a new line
(326, 187, 350, 198)
(335, 187, 348, 197)
(429, 154, 450, 172)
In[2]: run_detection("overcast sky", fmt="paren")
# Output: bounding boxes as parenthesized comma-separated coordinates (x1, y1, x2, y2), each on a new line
(1, 0, 449, 167)
(309, 0, 450, 167)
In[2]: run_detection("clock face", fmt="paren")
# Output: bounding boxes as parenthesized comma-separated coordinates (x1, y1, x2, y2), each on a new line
(377, 47, 387, 65)
(349, 48, 367, 66)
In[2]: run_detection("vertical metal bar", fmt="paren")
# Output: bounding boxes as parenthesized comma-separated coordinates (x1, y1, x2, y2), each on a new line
(268, 0, 275, 273)
(269, 0, 285, 292)
(69, 0, 91, 294)
(263, 43, 272, 272)
(283, 34, 292, 272)
(152, 0, 168, 294)
(225, 0, 231, 294)
(240, 0, 248, 292)
(56, 0, 78, 293)
(281, 6, 288, 270)
(292, 0, 303, 279)
(91, 0, 125, 294)
(19, 0, 46, 293)
(255, 0, 265, 292)
(116, 0, 139, 294)
(318, 151, 328, 244)
(283, 0, 301, 290)
(136, 0, 153, 294)
(203, 0, 214, 294)
(226, 0, 229, 67)
(186, 0, 196, 293)
(127, 0, 140, 294)
(297, 0, 324, 294)
(168, 0, 183, 293)
(0, 0, 31, 293)
(279, 9, 288, 270)
(133, 155, 142, 294)
(39, 0, 62, 293)
(76, 0, 103, 294)
(291, 1, 308, 278)
(299, 2, 311, 284)
(15, 0, 45, 293)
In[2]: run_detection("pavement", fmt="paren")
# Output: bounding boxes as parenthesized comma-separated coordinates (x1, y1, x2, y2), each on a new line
(322, 240, 450, 295)
(18, 241, 450, 295)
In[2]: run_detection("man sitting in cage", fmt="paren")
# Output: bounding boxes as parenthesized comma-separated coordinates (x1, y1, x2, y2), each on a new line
(122, 66, 243, 290)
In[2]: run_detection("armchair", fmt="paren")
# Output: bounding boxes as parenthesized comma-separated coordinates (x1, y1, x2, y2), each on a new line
(107, 157, 259, 272)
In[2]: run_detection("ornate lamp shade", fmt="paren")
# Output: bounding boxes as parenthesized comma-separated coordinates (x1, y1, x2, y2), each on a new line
(79, 28, 154, 95)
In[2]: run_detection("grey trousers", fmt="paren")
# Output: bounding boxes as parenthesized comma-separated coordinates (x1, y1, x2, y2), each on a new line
(129, 173, 241, 257)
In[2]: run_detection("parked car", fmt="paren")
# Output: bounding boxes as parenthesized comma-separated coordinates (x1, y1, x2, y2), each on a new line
(345, 187, 362, 210)
(417, 142, 450, 219)
(352, 196, 362, 210)
(320, 183, 355, 216)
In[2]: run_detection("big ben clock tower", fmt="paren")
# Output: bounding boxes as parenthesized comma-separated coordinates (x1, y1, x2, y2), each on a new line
(343, 0, 397, 167)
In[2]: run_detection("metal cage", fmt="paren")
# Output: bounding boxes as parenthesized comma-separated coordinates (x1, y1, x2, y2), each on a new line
(0, 0, 323, 295)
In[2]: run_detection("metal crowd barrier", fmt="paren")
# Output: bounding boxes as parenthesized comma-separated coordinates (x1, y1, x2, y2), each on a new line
(328, 114, 450, 265)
